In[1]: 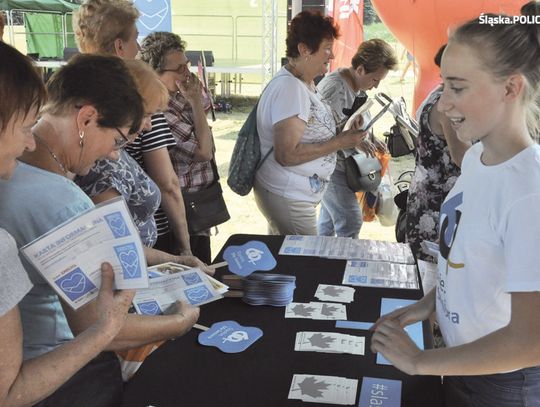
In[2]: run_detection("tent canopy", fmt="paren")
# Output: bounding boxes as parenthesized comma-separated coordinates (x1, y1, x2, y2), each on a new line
(0, 0, 79, 13)
(1, 0, 80, 58)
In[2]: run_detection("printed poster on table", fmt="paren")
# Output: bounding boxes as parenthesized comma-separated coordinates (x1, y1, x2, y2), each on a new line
(20, 197, 148, 310)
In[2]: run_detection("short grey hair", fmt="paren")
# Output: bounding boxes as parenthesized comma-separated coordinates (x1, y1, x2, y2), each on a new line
(139, 32, 186, 72)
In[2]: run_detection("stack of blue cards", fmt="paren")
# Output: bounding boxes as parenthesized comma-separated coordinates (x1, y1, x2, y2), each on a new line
(243, 273, 296, 306)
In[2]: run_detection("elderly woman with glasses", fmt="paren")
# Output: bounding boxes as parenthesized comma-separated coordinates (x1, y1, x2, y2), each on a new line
(0, 54, 202, 406)
(0, 53, 143, 406)
(0, 42, 134, 407)
(140, 31, 218, 264)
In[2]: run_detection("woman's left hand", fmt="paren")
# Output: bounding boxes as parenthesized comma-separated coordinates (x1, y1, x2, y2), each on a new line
(370, 319, 422, 375)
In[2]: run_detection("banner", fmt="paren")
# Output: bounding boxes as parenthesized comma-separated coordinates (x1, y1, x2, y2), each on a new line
(328, 0, 364, 71)
(134, 0, 172, 38)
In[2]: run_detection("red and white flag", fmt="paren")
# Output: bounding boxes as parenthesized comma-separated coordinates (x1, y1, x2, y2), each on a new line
(328, 0, 364, 71)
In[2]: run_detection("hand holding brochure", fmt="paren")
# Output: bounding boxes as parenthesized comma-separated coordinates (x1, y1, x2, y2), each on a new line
(342, 99, 373, 131)
(20, 197, 148, 310)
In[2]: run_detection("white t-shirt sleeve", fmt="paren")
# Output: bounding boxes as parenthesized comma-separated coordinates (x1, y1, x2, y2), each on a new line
(268, 76, 311, 125)
(503, 193, 540, 292)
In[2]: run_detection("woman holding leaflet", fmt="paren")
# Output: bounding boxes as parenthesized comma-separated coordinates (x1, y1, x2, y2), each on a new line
(0, 42, 133, 407)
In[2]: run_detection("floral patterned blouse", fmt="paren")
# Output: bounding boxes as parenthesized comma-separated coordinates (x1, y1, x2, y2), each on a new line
(76, 149, 161, 247)
(405, 88, 461, 261)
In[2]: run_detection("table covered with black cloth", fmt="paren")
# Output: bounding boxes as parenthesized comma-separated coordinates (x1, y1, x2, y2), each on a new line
(121, 234, 443, 407)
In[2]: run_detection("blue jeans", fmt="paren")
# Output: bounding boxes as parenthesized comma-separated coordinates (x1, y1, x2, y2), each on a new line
(317, 169, 363, 238)
(444, 367, 540, 407)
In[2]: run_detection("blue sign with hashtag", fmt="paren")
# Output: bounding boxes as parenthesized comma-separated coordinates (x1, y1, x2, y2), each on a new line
(359, 377, 401, 407)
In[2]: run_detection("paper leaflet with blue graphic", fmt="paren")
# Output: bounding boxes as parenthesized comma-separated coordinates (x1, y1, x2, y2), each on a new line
(133, 267, 227, 315)
(343, 260, 419, 290)
(358, 377, 402, 407)
(20, 197, 148, 310)
(279, 235, 415, 264)
(376, 298, 424, 365)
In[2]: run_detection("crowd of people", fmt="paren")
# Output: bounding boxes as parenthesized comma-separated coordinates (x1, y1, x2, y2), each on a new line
(0, 1, 539, 406)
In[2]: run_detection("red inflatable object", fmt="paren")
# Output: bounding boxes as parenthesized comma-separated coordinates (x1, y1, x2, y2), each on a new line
(371, 0, 525, 112)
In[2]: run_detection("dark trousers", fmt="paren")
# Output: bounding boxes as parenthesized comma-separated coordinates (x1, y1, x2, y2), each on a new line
(154, 232, 211, 264)
(189, 235, 211, 264)
(444, 366, 540, 407)
(33, 352, 123, 407)
(153, 231, 177, 255)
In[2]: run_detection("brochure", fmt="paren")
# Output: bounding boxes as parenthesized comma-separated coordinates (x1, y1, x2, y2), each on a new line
(20, 197, 148, 310)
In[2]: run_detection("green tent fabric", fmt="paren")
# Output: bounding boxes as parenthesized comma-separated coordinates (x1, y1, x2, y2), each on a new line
(0, 0, 79, 13)
(0, 0, 79, 58)
(24, 13, 76, 58)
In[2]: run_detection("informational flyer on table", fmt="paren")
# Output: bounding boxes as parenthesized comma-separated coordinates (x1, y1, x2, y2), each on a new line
(342, 260, 419, 289)
(20, 197, 148, 310)
(133, 268, 226, 315)
(279, 235, 415, 264)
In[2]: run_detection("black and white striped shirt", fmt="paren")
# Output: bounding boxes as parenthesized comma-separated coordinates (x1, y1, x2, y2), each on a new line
(125, 112, 177, 236)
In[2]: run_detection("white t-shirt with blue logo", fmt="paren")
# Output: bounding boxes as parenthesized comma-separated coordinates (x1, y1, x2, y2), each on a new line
(437, 142, 540, 347)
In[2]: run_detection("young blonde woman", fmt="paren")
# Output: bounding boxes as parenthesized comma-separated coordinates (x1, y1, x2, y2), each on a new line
(372, 8, 540, 406)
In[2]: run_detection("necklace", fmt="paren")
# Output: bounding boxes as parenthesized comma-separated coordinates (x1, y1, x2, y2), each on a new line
(33, 133, 68, 175)
(286, 63, 315, 92)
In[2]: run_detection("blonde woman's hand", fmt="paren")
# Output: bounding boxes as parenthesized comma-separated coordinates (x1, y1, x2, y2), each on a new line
(370, 319, 423, 375)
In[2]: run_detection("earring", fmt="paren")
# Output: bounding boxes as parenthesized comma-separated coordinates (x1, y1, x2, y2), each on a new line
(79, 130, 85, 148)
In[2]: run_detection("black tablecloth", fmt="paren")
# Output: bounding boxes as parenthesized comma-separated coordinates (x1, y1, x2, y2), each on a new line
(122, 234, 443, 407)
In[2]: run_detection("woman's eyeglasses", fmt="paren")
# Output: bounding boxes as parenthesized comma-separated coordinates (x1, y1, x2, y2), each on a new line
(114, 127, 131, 150)
(161, 61, 191, 74)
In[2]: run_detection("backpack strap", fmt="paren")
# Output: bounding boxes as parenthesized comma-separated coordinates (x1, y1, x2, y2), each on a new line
(256, 146, 274, 171)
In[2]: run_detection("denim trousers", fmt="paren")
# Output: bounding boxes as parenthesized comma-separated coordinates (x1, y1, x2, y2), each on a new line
(444, 366, 540, 407)
(318, 169, 363, 238)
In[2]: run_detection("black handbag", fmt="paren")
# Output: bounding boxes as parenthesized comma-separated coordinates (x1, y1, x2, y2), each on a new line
(182, 160, 230, 234)
(385, 124, 417, 157)
(344, 150, 382, 192)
